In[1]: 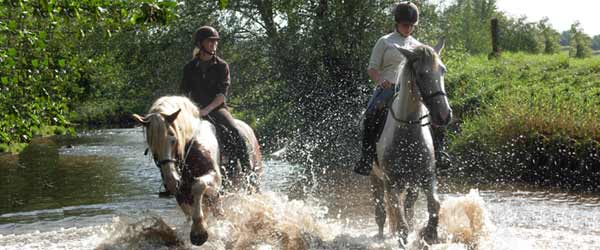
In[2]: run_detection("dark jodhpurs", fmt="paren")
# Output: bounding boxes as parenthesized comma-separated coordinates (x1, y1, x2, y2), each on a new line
(207, 108, 251, 172)
(359, 86, 395, 168)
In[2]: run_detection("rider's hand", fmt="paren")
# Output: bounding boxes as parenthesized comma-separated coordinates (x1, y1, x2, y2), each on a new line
(379, 79, 393, 89)
(200, 108, 210, 117)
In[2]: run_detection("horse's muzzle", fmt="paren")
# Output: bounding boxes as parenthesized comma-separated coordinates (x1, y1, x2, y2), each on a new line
(163, 175, 181, 195)
(433, 109, 452, 127)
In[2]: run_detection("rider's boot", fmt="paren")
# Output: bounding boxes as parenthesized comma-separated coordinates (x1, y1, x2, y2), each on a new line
(354, 113, 379, 176)
(354, 86, 395, 176)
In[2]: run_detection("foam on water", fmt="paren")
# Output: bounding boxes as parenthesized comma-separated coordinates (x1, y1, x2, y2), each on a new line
(0, 224, 111, 250)
(95, 190, 498, 250)
(3, 188, 598, 250)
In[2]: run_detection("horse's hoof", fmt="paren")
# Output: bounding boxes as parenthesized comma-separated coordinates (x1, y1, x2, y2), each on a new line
(420, 226, 439, 245)
(376, 232, 384, 241)
(190, 230, 208, 246)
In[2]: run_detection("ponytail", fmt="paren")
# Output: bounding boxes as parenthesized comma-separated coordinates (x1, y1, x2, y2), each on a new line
(192, 47, 200, 59)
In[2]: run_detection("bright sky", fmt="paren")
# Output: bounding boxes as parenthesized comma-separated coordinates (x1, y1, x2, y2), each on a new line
(496, 0, 600, 36)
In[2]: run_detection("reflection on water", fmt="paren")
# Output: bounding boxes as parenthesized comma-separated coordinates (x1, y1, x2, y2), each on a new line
(0, 128, 599, 250)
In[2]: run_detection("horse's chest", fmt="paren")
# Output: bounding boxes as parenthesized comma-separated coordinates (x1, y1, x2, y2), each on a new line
(176, 144, 215, 205)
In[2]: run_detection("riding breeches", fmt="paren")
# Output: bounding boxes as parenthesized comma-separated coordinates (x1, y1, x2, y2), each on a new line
(359, 86, 395, 166)
(207, 108, 251, 170)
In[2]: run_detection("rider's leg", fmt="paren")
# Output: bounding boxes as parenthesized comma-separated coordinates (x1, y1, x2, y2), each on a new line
(208, 108, 252, 172)
(354, 111, 380, 176)
(354, 87, 394, 176)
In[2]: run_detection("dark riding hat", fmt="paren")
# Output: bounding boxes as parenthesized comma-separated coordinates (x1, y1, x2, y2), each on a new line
(394, 1, 419, 25)
(194, 26, 220, 45)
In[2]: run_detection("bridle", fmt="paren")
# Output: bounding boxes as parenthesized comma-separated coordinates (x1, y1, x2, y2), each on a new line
(146, 122, 197, 194)
(387, 65, 447, 127)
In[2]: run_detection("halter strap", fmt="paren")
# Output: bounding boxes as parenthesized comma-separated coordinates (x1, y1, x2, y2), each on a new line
(153, 137, 196, 170)
(387, 92, 431, 127)
(421, 90, 447, 102)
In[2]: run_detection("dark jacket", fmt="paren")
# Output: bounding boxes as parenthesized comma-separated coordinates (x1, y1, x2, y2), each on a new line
(180, 55, 230, 108)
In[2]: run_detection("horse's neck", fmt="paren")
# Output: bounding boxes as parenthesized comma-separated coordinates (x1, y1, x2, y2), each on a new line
(391, 68, 427, 121)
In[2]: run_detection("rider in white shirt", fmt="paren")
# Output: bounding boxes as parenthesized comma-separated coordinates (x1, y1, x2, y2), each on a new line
(355, 2, 421, 176)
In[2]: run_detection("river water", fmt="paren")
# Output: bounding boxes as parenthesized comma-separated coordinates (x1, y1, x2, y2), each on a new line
(0, 128, 599, 250)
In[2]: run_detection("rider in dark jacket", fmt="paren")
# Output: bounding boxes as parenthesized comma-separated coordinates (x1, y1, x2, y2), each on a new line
(180, 26, 251, 173)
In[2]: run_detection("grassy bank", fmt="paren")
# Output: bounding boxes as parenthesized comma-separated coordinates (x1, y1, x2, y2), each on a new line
(445, 52, 600, 191)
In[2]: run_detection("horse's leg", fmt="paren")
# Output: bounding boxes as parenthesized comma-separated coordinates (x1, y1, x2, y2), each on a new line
(420, 172, 440, 245)
(404, 186, 419, 231)
(386, 183, 410, 246)
(189, 172, 220, 246)
(370, 170, 386, 239)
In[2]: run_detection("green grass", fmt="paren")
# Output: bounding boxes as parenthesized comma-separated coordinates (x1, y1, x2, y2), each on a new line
(444, 52, 600, 191)
(447, 52, 600, 144)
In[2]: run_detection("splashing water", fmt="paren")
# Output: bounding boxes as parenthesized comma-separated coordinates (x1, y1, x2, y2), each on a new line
(95, 190, 498, 250)
(435, 189, 495, 250)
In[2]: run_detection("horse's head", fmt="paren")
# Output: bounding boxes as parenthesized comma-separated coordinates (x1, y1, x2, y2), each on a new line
(395, 39, 452, 127)
(133, 109, 184, 195)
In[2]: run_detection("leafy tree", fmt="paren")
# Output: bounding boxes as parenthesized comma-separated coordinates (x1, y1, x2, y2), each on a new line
(497, 16, 542, 53)
(0, 0, 176, 147)
(441, 0, 496, 54)
(569, 22, 592, 58)
(538, 17, 560, 54)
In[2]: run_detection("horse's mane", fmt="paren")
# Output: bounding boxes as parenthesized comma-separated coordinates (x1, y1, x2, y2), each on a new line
(412, 45, 442, 72)
(145, 96, 200, 160)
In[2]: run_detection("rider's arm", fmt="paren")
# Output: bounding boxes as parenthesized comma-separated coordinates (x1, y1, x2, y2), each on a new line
(367, 68, 391, 88)
(202, 94, 225, 115)
(368, 37, 392, 89)
(180, 63, 192, 97)
(367, 68, 381, 84)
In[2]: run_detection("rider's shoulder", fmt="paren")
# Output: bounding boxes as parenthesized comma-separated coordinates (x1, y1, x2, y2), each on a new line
(380, 32, 397, 40)
(183, 58, 198, 69)
(213, 56, 228, 66)
(407, 36, 423, 46)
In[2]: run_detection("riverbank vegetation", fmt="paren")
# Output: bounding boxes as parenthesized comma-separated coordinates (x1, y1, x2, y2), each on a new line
(445, 53, 600, 191)
(2, 0, 599, 190)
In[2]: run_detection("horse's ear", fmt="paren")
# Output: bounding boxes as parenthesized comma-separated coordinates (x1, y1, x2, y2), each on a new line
(395, 45, 418, 62)
(132, 114, 149, 127)
(164, 109, 181, 124)
(434, 37, 445, 55)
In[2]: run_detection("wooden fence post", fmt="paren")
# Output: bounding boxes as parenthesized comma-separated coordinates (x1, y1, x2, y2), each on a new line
(489, 17, 501, 59)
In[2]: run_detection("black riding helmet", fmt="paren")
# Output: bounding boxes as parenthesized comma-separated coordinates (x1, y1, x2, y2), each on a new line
(394, 2, 419, 25)
(193, 26, 220, 46)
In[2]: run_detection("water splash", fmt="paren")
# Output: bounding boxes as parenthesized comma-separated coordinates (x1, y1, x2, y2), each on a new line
(439, 189, 494, 249)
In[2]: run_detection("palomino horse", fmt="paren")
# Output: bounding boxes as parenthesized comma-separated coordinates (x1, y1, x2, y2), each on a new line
(370, 40, 452, 247)
(133, 96, 262, 246)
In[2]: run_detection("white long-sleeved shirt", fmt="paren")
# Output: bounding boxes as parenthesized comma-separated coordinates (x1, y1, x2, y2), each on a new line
(368, 32, 421, 84)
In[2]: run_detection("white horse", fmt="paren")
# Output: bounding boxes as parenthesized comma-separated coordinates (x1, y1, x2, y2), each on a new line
(370, 40, 452, 247)
(133, 96, 262, 245)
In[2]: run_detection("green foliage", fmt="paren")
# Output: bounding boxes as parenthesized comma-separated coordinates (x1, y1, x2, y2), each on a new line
(538, 18, 560, 54)
(446, 53, 600, 187)
(441, 0, 495, 54)
(495, 16, 542, 53)
(569, 22, 593, 58)
(0, 0, 176, 151)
